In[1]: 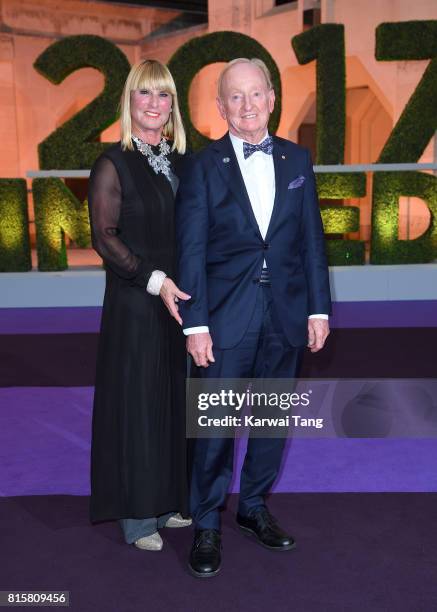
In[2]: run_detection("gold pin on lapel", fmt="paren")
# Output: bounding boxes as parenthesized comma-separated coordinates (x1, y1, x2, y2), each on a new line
(223, 157, 230, 163)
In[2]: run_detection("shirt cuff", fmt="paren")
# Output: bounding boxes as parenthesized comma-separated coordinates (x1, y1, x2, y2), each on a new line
(308, 314, 329, 320)
(146, 270, 167, 295)
(183, 326, 209, 336)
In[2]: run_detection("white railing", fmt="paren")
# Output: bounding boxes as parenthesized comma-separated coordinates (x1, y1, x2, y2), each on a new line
(26, 162, 437, 178)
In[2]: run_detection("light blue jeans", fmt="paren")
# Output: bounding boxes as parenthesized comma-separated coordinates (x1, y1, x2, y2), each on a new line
(120, 512, 176, 544)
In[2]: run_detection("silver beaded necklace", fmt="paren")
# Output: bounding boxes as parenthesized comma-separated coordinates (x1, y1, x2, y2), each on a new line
(132, 135, 171, 180)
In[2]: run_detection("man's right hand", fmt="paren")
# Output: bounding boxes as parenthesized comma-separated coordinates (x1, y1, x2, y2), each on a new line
(187, 332, 215, 368)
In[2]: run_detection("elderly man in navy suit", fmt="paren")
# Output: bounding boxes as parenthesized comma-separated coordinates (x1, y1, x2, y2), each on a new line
(176, 58, 331, 578)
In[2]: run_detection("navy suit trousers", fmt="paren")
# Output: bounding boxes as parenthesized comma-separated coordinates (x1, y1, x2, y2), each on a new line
(189, 284, 304, 530)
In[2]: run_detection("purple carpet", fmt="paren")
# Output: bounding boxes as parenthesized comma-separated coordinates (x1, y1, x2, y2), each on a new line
(1, 303, 436, 609)
(2, 328, 437, 388)
(1, 306, 437, 494)
(1, 493, 435, 611)
(1, 301, 437, 334)
(1, 387, 436, 496)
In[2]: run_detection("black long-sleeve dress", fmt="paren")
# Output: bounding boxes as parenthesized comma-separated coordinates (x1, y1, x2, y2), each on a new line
(88, 140, 188, 523)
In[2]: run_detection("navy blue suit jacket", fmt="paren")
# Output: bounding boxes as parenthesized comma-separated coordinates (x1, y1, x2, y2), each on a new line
(176, 133, 331, 349)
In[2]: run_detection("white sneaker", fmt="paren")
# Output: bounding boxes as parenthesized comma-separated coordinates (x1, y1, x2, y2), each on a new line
(164, 513, 193, 528)
(134, 532, 163, 551)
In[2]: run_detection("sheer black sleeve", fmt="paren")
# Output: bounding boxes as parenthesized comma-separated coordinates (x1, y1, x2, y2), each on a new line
(88, 156, 153, 287)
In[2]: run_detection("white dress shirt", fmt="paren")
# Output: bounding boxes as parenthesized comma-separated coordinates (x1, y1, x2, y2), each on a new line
(230, 131, 276, 243)
(175, 131, 327, 333)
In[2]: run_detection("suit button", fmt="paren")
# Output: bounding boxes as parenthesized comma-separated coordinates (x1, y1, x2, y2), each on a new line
(263, 243, 270, 250)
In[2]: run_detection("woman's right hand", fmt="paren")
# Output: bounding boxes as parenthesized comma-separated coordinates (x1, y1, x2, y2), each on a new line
(159, 278, 191, 325)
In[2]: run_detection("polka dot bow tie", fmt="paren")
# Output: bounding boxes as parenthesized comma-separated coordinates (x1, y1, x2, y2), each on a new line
(243, 136, 274, 159)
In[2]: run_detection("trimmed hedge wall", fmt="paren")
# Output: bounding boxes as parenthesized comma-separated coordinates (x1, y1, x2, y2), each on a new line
(376, 21, 437, 164)
(370, 171, 437, 264)
(33, 178, 91, 271)
(0, 179, 31, 271)
(373, 21, 437, 263)
(293, 25, 365, 265)
(325, 241, 365, 266)
(321, 205, 360, 234)
(168, 31, 282, 152)
(34, 35, 130, 170)
(292, 24, 345, 165)
(321, 203, 364, 265)
(316, 173, 366, 200)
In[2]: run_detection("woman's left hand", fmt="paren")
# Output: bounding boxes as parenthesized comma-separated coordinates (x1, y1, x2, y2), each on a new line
(159, 278, 191, 325)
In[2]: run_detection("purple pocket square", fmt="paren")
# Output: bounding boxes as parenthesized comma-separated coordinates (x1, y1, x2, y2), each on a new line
(288, 175, 305, 190)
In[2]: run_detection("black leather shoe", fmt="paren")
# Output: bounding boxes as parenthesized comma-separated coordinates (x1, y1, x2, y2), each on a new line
(237, 507, 296, 551)
(188, 529, 222, 578)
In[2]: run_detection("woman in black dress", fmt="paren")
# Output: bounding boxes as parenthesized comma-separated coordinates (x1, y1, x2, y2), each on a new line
(88, 59, 191, 551)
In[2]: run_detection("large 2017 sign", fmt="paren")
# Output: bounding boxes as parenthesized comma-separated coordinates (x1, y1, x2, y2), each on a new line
(0, 21, 436, 271)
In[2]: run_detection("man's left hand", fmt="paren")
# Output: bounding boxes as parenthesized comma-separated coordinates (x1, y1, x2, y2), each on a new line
(307, 318, 330, 353)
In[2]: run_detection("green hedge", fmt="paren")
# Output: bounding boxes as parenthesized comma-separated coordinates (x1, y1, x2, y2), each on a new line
(325, 240, 365, 266)
(168, 31, 282, 152)
(373, 21, 437, 263)
(293, 25, 366, 264)
(0, 179, 31, 271)
(376, 20, 437, 61)
(34, 35, 130, 170)
(292, 24, 345, 165)
(376, 21, 437, 164)
(316, 173, 366, 199)
(321, 205, 359, 233)
(33, 178, 91, 271)
(370, 171, 437, 264)
(317, 173, 366, 266)
(321, 203, 364, 265)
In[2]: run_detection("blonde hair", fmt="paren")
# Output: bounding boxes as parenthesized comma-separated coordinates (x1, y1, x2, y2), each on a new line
(120, 59, 186, 153)
(217, 58, 273, 99)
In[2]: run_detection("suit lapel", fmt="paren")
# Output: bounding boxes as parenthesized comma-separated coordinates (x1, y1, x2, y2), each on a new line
(265, 136, 289, 241)
(212, 134, 263, 241)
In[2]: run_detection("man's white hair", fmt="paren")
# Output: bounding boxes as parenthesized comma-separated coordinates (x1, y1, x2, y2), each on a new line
(217, 58, 273, 98)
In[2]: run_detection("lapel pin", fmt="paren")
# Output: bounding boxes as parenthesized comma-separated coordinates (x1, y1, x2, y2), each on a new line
(281, 155, 286, 159)
(223, 157, 230, 163)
